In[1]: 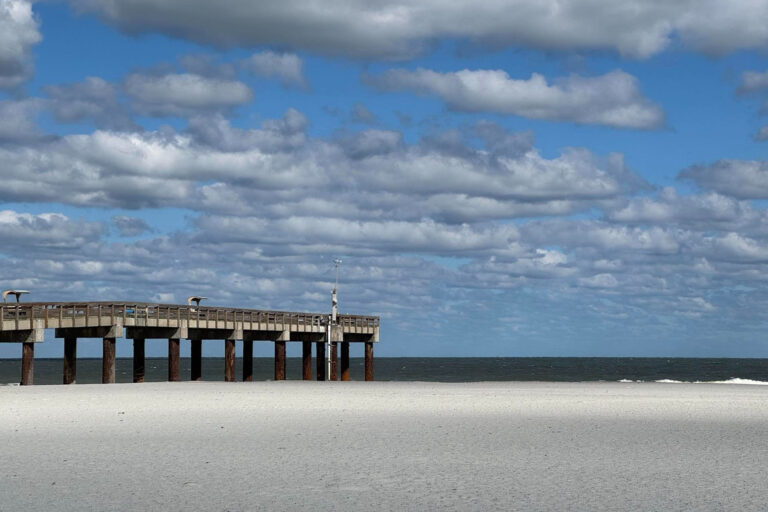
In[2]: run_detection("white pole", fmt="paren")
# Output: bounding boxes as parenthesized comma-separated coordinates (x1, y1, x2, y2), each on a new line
(327, 326, 332, 381)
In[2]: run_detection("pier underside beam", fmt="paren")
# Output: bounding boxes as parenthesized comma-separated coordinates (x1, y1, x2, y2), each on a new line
(302, 341, 312, 380)
(0, 329, 43, 343)
(340, 343, 350, 381)
(133, 338, 145, 383)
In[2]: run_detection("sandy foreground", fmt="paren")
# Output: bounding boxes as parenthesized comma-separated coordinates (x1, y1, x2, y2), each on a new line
(2, 381, 768, 511)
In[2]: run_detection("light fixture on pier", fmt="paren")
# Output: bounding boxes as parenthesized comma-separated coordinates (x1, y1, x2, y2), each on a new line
(2, 290, 29, 303)
(187, 296, 208, 307)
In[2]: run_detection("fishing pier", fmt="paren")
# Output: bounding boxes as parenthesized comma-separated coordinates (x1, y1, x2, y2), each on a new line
(0, 301, 379, 386)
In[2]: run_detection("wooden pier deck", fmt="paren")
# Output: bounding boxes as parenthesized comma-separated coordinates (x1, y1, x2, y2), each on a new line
(0, 301, 379, 385)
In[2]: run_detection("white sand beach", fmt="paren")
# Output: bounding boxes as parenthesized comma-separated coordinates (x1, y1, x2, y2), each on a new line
(2, 381, 768, 511)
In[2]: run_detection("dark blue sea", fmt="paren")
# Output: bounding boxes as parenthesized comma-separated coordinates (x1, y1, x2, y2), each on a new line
(2, 357, 768, 385)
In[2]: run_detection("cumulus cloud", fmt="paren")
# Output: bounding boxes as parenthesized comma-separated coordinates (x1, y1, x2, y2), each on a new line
(0, 210, 103, 251)
(45, 76, 138, 131)
(242, 51, 307, 88)
(755, 126, 768, 141)
(740, 69, 768, 93)
(124, 72, 253, 116)
(679, 160, 768, 199)
(0, 112, 644, 214)
(0, 99, 45, 143)
(112, 215, 152, 237)
(350, 102, 377, 124)
(367, 68, 663, 129)
(0, 0, 41, 89)
(67, 0, 768, 59)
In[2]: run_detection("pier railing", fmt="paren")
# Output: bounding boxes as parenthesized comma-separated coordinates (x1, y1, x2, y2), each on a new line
(0, 302, 379, 331)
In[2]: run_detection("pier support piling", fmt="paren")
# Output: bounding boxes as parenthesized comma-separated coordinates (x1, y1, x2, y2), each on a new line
(133, 338, 145, 383)
(302, 341, 312, 380)
(225, 339, 235, 382)
(365, 342, 374, 381)
(190, 339, 202, 381)
(340, 343, 350, 381)
(63, 336, 77, 384)
(243, 340, 253, 382)
(274, 341, 286, 380)
(168, 338, 180, 382)
(21, 342, 34, 386)
(316, 342, 326, 381)
(102, 337, 116, 384)
(330, 342, 338, 381)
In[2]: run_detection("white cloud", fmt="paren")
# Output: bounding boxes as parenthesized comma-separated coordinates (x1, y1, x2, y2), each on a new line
(45, 76, 138, 131)
(0, 0, 40, 89)
(68, 0, 768, 59)
(740, 69, 768, 92)
(242, 51, 307, 88)
(0, 99, 44, 142)
(756, 126, 768, 141)
(0, 113, 643, 213)
(350, 102, 377, 124)
(112, 215, 152, 237)
(124, 72, 253, 116)
(367, 69, 663, 129)
(679, 160, 768, 199)
(0, 210, 103, 250)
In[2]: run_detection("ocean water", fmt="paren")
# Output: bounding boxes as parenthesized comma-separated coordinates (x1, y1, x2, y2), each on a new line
(2, 357, 768, 385)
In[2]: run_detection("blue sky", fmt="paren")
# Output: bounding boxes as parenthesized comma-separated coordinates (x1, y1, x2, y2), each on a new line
(2, 0, 768, 358)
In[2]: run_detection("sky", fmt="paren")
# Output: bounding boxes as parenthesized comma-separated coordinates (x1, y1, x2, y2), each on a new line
(2, 0, 768, 358)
